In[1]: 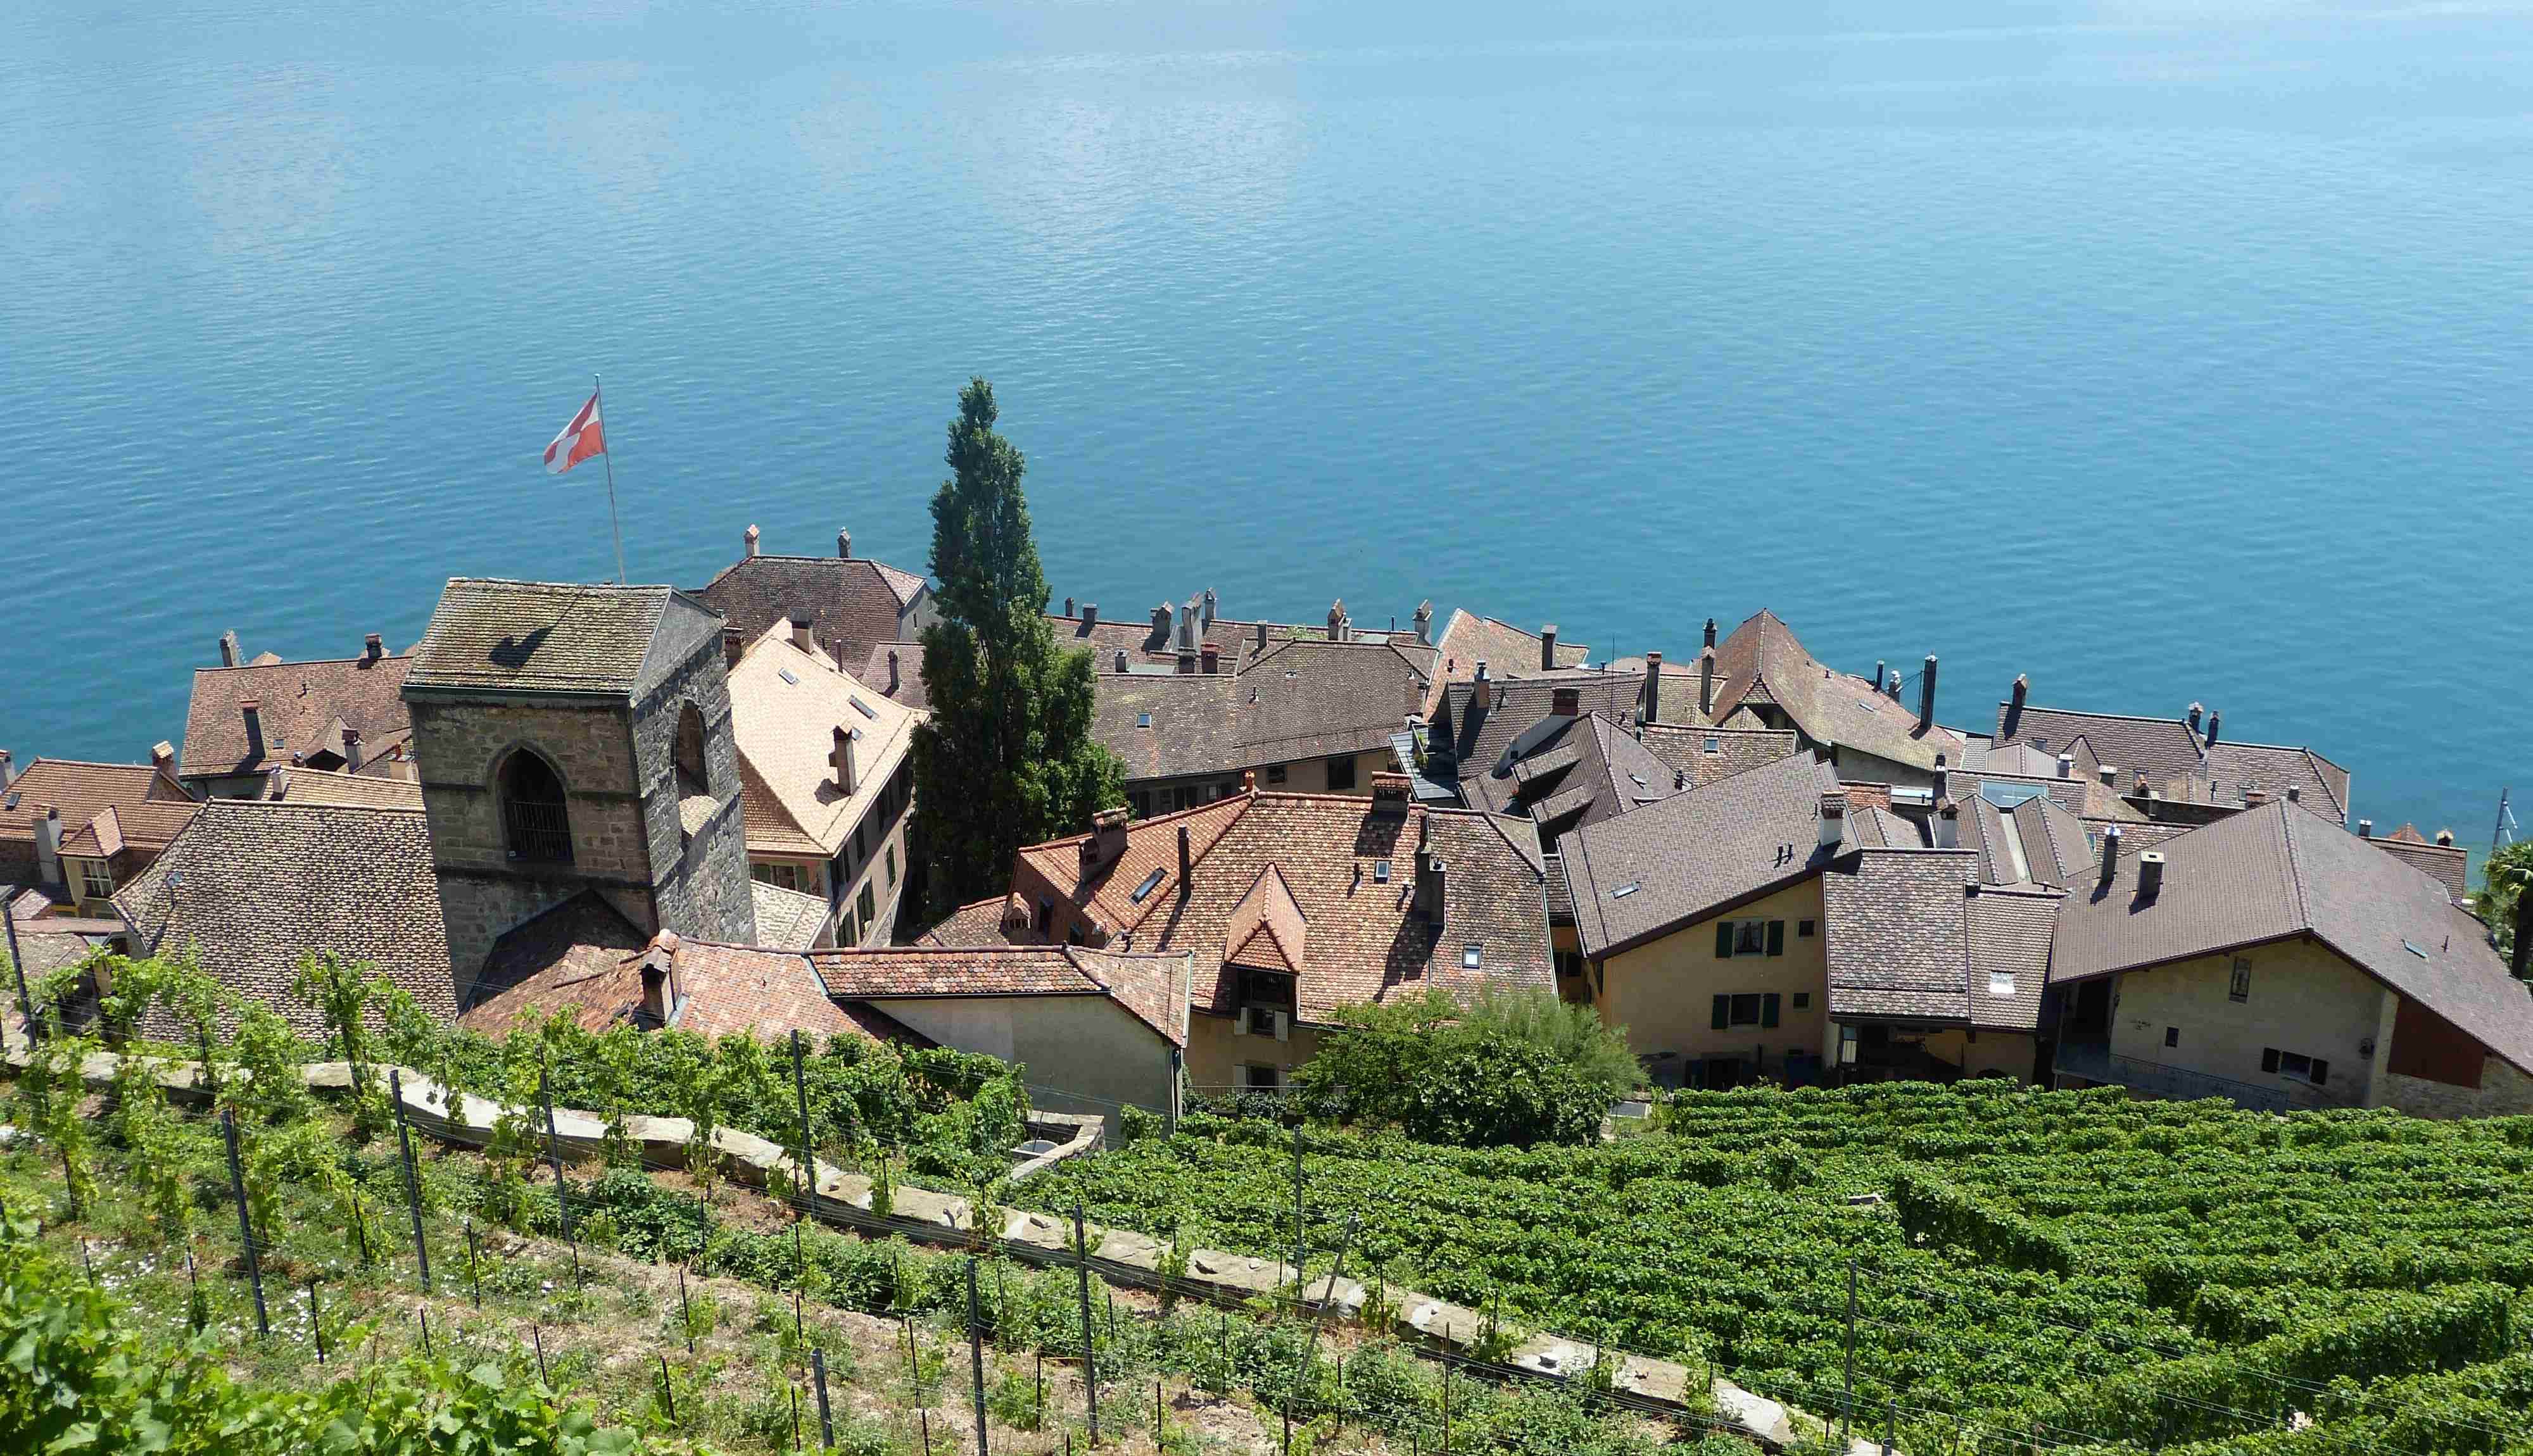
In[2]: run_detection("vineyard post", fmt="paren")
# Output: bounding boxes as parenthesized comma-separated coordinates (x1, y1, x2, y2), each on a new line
(184, 1246, 203, 1332)
(679, 1265, 696, 1353)
(814, 1346, 836, 1449)
(419, 1306, 432, 1358)
(196, 1020, 220, 1104)
(465, 1220, 482, 1308)
(307, 1279, 325, 1364)
(1289, 1121, 1304, 1307)
(220, 1107, 268, 1336)
(389, 1070, 431, 1292)
(539, 1068, 581, 1286)
(967, 1259, 990, 1456)
(1840, 1258, 1857, 1446)
(792, 1029, 820, 1224)
(791, 1382, 802, 1451)
(659, 1352, 678, 1426)
(1073, 1196, 1100, 1445)
(533, 1324, 549, 1386)
(59, 1141, 80, 1221)
(1883, 1396, 1895, 1455)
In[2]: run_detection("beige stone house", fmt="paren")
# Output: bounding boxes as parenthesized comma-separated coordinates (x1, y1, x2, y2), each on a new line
(0, 751, 200, 917)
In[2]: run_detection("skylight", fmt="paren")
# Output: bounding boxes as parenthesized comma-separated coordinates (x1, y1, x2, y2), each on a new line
(1462, 943, 1483, 969)
(1373, 858, 1391, 883)
(1130, 867, 1166, 903)
(1703, 737, 1719, 753)
(850, 696, 878, 719)
(1612, 881, 1640, 898)
(1980, 782, 2047, 810)
(1627, 773, 1645, 788)
(777, 668, 800, 686)
(1137, 713, 1153, 729)
(1989, 971, 2017, 998)
(2403, 940, 2430, 960)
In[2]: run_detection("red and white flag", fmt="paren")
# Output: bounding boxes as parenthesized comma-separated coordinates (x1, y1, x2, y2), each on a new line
(543, 391, 606, 475)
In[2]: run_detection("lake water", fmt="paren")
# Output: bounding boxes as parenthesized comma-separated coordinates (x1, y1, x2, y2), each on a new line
(3, 0, 2527, 866)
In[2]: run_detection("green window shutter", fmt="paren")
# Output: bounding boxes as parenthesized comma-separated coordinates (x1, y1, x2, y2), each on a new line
(1761, 993, 1781, 1029)
(2261, 1048, 2280, 1074)
(1711, 995, 1730, 1031)
(1715, 922, 1735, 959)
(1767, 920, 1786, 957)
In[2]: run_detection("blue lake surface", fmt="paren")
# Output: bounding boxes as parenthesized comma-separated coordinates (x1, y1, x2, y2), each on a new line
(3, 0, 2527, 865)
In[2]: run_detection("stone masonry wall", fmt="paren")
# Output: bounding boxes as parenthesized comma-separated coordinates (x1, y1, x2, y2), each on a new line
(631, 635, 755, 947)
(2382, 1058, 2533, 1118)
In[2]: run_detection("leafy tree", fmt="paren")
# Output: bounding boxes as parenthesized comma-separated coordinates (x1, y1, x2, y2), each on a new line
(1294, 987, 1636, 1148)
(910, 378, 1123, 913)
(2482, 839, 2533, 979)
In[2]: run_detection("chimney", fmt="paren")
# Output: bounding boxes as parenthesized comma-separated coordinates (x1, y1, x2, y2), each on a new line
(1874, 660, 1886, 696)
(1370, 772, 1412, 815)
(34, 806, 63, 888)
(1080, 806, 1131, 870)
(1327, 599, 1347, 643)
(1415, 852, 1447, 922)
(145, 740, 172, 774)
(364, 632, 385, 663)
(2186, 702, 2203, 732)
(1698, 650, 1715, 715)
(1152, 603, 1172, 640)
(1413, 600, 1432, 645)
(1473, 660, 1492, 712)
(2244, 788, 2270, 808)
(638, 936, 679, 1024)
(745, 524, 761, 558)
(724, 626, 745, 668)
(1818, 789, 1847, 849)
(832, 727, 857, 795)
(837, 527, 852, 559)
(2099, 763, 2118, 785)
(2006, 674, 2028, 736)
(2285, 783, 2301, 803)
(341, 730, 363, 773)
(1534, 624, 1557, 672)
(218, 630, 242, 668)
(1932, 760, 1950, 804)
(2435, 827, 2455, 846)
(0, 750, 13, 791)
(1177, 825, 1193, 894)
(2358, 819, 2373, 838)
(2056, 753, 2073, 780)
(1643, 651, 1663, 724)
(241, 700, 266, 763)
(791, 616, 816, 656)
(1081, 603, 1098, 629)
(1113, 650, 1129, 673)
(1703, 617, 1717, 650)
(1885, 670, 1902, 700)
(1064, 596, 1075, 617)
(2098, 824, 2123, 886)
(1917, 655, 1938, 732)
(887, 649, 901, 696)
(1201, 589, 1216, 630)
(1935, 800, 1959, 850)
(2137, 851, 2166, 900)
(2204, 710, 2221, 747)
(1201, 643, 1221, 674)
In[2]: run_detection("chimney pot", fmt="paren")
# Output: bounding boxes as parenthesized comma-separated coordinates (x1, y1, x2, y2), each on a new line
(1917, 655, 1938, 732)
(364, 632, 385, 662)
(2099, 763, 2118, 785)
(1874, 660, 1886, 695)
(2435, 828, 2455, 847)
(1114, 650, 1128, 672)
(1540, 625, 1558, 671)
(2099, 824, 2123, 885)
(2204, 710, 2221, 747)
(2358, 819, 2373, 838)
(2056, 753, 2073, 779)
(341, 731, 363, 773)
(2187, 702, 2204, 731)
(0, 750, 12, 791)
(1081, 602, 1098, 629)
(1201, 588, 1216, 630)
(1413, 601, 1433, 645)
(1081, 806, 1131, 870)
(1643, 651, 1664, 724)
(1064, 596, 1075, 617)
(2137, 850, 2166, 900)
(1370, 772, 1412, 813)
(1935, 800, 1959, 850)
(745, 524, 761, 558)
(1702, 617, 1717, 650)
(1153, 603, 1172, 639)
(2285, 783, 2301, 803)
(2006, 673, 2029, 736)
(1201, 643, 1220, 674)
(837, 527, 851, 559)
(1473, 660, 1492, 712)
(1886, 670, 1902, 700)
(1818, 789, 1847, 849)
(218, 630, 242, 668)
(241, 700, 266, 763)
(1177, 825, 1193, 893)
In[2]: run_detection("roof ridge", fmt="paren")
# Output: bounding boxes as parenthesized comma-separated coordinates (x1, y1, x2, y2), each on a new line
(194, 652, 408, 674)
(2275, 803, 2313, 931)
(2006, 703, 2192, 727)
(207, 796, 426, 816)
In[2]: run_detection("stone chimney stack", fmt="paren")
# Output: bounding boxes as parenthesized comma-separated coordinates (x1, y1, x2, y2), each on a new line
(887, 650, 901, 696)
(1473, 660, 1492, 712)
(1817, 789, 1847, 850)
(1932, 757, 1950, 805)
(1201, 588, 1216, 630)
(1177, 825, 1193, 894)
(837, 527, 852, 559)
(342, 730, 363, 773)
(2358, 819, 2373, 838)
(1063, 596, 1075, 617)
(1201, 643, 1220, 675)
(1080, 806, 1130, 871)
(1415, 852, 1447, 923)
(833, 727, 857, 795)
(2006, 674, 2028, 736)
(241, 701, 265, 763)
(1703, 617, 1717, 650)
(640, 941, 678, 1026)
(1327, 600, 1347, 643)
(2187, 702, 2204, 733)
(2204, 711, 2221, 746)
(2435, 827, 2454, 846)
(791, 616, 816, 656)
(364, 632, 385, 663)
(2286, 783, 2301, 803)
(1114, 650, 1128, 673)
(1885, 670, 1902, 700)
(34, 806, 63, 888)
(1698, 650, 1715, 716)
(0, 750, 13, 791)
(2099, 824, 2123, 886)
(2099, 763, 2118, 785)
(1643, 651, 1663, 724)
(1935, 799, 1959, 850)
(2056, 753, 2074, 780)
(2137, 851, 2166, 900)
(745, 524, 761, 558)
(1874, 660, 1886, 696)
(1917, 655, 1938, 733)
(1081, 603, 1097, 629)
(218, 630, 242, 668)
(1540, 625, 1558, 671)
(723, 627, 745, 668)
(1254, 620, 1269, 652)
(1413, 601, 1432, 645)
(1151, 603, 1172, 640)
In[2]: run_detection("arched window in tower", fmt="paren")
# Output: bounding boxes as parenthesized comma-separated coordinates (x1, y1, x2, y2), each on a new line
(674, 701, 709, 798)
(499, 748, 574, 864)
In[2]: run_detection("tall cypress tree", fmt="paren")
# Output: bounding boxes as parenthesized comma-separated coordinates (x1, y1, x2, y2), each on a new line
(910, 379, 1123, 915)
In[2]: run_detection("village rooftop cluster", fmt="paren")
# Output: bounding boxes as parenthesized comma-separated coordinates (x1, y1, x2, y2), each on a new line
(6, 520, 2527, 1128)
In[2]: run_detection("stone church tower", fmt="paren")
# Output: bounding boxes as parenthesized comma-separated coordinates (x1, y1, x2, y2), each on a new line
(403, 579, 755, 1005)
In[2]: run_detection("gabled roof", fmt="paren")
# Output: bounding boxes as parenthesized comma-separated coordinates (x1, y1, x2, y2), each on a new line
(407, 580, 723, 698)
(2368, 829, 2470, 902)
(2049, 801, 2533, 1076)
(918, 895, 1027, 948)
(112, 800, 452, 1036)
(182, 648, 414, 781)
(688, 548, 928, 668)
(1092, 637, 1430, 784)
(1821, 851, 2061, 1032)
(856, 641, 928, 710)
(804, 943, 1191, 1048)
(1463, 713, 1684, 837)
(1433, 668, 1701, 782)
(1708, 610, 1963, 772)
(1558, 752, 1847, 959)
(1014, 789, 1552, 1021)
(1993, 699, 2350, 821)
(1636, 723, 1803, 789)
(261, 766, 426, 810)
(1427, 611, 1591, 713)
(1224, 863, 1310, 974)
(752, 879, 833, 951)
(0, 759, 199, 860)
(459, 891, 653, 1029)
(727, 625, 922, 858)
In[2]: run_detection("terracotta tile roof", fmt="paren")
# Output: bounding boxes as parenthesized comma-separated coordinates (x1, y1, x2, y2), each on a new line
(1708, 610, 1962, 772)
(1017, 790, 1551, 1022)
(1427, 611, 1589, 713)
(803, 943, 1192, 1047)
(2050, 801, 2533, 1075)
(1637, 723, 1803, 789)
(752, 879, 833, 951)
(1, 759, 199, 861)
(1224, 863, 1310, 973)
(918, 896, 1026, 947)
(113, 800, 452, 1037)
(407, 580, 714, 696)
(261, 766, 426, 810)
(180, 647, 413, 781)
(689, 549, 929, 669)
(679, 939, 896, 1042)
(458, 892, 653, 1032)
(1093, 638, 1432, 784)
(1558, 751, 1847, 959)
(727, 625, 921, 858)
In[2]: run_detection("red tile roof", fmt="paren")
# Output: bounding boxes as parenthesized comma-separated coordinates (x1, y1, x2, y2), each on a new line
(0, 759, 199, 858)
(804, 943, 1191, 1047)
(180, 649, 412, 781)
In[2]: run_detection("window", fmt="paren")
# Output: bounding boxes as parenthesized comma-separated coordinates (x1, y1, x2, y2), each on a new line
(1266, 764, 1288, 785)
(1462, 943, 1483, 970)
(857, 882, 876, 924)
(1711, 993, 1781, 1029)
(850, 696, 877, 720)
(1137, 713, 1153, 729)
(1554, 949, 1585, 981)
(1242, 1064, 1282, 1091)
(499, 749, 573, 863)
(2261, 1048, 2330, 1086)
(1130, 866, 1167, 904)
(1715, 919, 1784, 958)
(1035, 897, 1053, 934)
(673, 701, 709, 796)
(752, 861, 812, 894)
(1791, 991, 1810, 1010)
(1703, 736, 1720, 753)
(839, 908, 858, 945)
(1612, 881, 1640, 898)
(1246, 1006, 1280, 1037)
(1988, 971, 2016, 998)
(1130, 791, 1151, 818)
(74, 859, 113, 904)
(1325, 755, 1358, 791)
(2228, 957, 2250, 1003)
(2164, 1026, 2180, 1048)
(1373, 858, 1392, 884)
(1798, 919, 1817, 938)
(885, 846, 897, 887)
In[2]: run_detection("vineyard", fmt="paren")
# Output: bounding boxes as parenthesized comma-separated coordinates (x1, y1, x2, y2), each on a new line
(1033, 1083, 2533, 1455)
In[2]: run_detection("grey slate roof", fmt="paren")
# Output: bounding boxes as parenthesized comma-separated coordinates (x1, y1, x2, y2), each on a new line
(690, 551, 927, 671)
(1636, 723, 1803, 789)
(1093, 638, 1429, 784)
(1463, 713, 1681, 838)
(1434, 668, 1699, 783)
(2048, 801, 2533, 1076)
(113, 800, 453, 1038)
(1708, 611, 1962, 772)
(1821, 850, 2059, 1031)
(1558, 752, 1847, 958)
(1993, 700, 2350, 822)
(407, 580, 721, 697)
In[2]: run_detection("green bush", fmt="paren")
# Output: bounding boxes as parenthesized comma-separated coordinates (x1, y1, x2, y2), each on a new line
(1292, 986, 1633, 1148)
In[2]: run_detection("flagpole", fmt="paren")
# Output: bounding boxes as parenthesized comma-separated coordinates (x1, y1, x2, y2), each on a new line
(595, 373, 628, 584)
